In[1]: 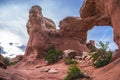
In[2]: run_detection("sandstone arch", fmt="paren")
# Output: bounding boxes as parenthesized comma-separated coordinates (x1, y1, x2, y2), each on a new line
(80, 0, 120, 51)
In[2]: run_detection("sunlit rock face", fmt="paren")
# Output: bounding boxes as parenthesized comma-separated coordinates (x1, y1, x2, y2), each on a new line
(23, 5, 89, 64)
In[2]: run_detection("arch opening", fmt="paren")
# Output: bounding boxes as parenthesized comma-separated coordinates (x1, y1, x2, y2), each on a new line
(87, 26, 118, 51)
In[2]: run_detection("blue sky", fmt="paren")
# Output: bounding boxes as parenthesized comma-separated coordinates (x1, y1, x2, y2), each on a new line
(0, 0, 118, 57)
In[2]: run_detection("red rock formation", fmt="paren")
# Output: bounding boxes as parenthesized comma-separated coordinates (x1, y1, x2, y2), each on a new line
(1, 1, 120, 79)
(22, 5, 89, 65)
(80, 0, 120, 59)
(20, 0, 120, 66)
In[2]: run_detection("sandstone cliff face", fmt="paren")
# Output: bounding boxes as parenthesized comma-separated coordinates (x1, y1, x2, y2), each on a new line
(23, 5, 89, 64)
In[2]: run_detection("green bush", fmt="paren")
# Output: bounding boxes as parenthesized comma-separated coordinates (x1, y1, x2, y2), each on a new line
(91, 41, 112, 68)
(64, 58, 77, 65)
(45, 49, 62, 64)
(2, 57, 17, 66)
(93, 51, 112, 67)
(64, 64, 89, 80)
(2, 57, 10, 66)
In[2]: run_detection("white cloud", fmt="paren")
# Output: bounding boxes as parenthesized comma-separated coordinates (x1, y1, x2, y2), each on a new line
(0, 30, 21, 43)
(0, 30, 25, 58)
(0, 5, 29, 45)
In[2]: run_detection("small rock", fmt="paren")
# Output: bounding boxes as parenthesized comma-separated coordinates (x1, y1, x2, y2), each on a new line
(34, 65, 41, 68)
(82, 52, 89, 60)
(26, 68, 34, 70)
(75, 56, 82, 60)
(44, 68, 50, 72)
(48, 68, 58, 74)
(45, 61, 50, 65)
(64, 49, 78, 59)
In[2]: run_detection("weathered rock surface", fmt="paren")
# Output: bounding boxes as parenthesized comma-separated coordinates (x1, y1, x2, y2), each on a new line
(93, 58, 120, 80)
(0, 68, 29, 80)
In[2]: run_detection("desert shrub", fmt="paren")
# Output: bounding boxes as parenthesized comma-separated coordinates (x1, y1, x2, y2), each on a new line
(64, 58, 77, 65)
(9, 61, 17, 65)
(2, 57, 17, 66)
(64, 64, 89, 80)
(45, 49, 62, 64)
(93, 51, 112, 67)
(91, 41, 112, 68)
(2, 57, 10, 66)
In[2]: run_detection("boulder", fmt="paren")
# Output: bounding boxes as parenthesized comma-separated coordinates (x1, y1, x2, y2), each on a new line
(64, 49, 78, 59)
